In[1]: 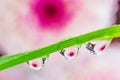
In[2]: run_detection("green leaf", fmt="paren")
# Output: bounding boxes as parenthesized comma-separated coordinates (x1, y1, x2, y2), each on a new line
(0, 25, 120, 71)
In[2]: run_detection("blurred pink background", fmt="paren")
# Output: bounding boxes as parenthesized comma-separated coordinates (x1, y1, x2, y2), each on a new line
(0, 0, 120, 80)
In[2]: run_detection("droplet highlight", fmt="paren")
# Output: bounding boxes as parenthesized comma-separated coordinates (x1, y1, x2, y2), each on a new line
(60, 45, 80, 60)
(27, 56, 48, 70)
(86, 40, 111, 55)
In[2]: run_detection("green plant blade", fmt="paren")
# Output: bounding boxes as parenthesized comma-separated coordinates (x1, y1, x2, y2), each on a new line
(0, 25, 120, 71)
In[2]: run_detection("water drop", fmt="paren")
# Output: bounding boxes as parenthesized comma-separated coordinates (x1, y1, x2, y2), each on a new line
(86, 40, 111, 55)
(60, 45, 80, 60)
(27, 56, 48, 70)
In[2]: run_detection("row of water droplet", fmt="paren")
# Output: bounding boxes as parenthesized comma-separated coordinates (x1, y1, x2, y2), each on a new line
(26, 40, 111, 70)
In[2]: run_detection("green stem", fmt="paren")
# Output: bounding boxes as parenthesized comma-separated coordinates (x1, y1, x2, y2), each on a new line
(0, 25, 120, 70)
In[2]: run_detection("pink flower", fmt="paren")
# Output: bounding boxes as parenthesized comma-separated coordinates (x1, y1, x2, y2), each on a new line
(0, 0, 119, 80)
(0, 0, 117, 54)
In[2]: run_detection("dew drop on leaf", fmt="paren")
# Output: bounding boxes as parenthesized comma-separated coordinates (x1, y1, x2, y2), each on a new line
(27, 56, 48, 70)
(86, 40, 111, 55)
(60, 45, 80, 60)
